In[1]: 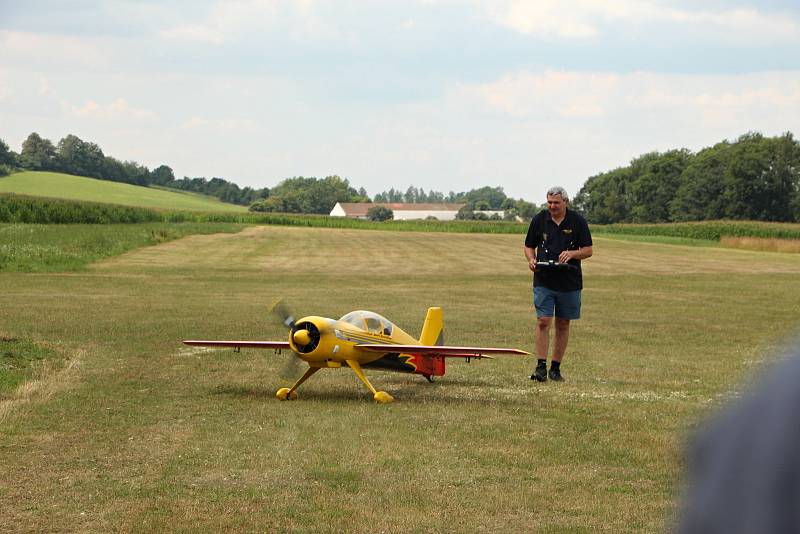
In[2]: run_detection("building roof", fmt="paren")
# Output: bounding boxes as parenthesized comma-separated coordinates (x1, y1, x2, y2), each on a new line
(334, 202, 465, 217)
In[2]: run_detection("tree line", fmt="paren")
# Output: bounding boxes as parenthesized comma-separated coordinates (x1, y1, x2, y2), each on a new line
(372, 185, 539, 221)
(0, 132, 536, 218)
(0, 132, 369, 211)
(574, 132, 800, 223)
(0, 132, 269, 206)
(8, 129, 797, 224)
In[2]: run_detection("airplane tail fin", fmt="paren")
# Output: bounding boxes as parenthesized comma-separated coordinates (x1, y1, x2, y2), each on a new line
(417, 307, 445, 377)
(419, 306, 444, 346)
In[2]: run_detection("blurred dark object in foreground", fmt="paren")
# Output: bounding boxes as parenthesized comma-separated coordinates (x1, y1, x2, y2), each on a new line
(679, 341, 800, 533)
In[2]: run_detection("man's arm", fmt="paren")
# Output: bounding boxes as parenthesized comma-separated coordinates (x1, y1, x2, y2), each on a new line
(524, 245, 537, 272)
(558, 246, 593, 264)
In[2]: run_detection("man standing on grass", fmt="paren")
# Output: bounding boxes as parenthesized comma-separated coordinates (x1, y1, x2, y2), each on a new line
(523, 186, 593, 382)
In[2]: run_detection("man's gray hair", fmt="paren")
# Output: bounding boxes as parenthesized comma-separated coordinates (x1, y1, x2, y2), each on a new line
(547, 186, 569, 202)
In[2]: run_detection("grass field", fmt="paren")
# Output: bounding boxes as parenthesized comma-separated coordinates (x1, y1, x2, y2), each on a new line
(2, 226, 800, 532)
(0, 172, 248, 212)
(0, 223, 246, 272)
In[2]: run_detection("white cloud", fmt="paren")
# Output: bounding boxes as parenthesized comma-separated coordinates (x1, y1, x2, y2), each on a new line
(66, 98, 159, 122)
(0, 30, 113, 69)
(180, 116, 257, 132)
(458, 69, 800, 129)
(182, 116, 211, 129)
(457, 70, 620, 118)
(38, 77, 51, 97)
(158, 0, 330, 44)
(485, 1, 800, 44)
(662, 7, 800, 45)
(160, 24, 225, 44)
(0, 70, 13, 102)
(487, 0, 600, 38)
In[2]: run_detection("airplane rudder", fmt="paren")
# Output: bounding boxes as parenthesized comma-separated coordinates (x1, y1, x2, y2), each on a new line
(419, 306, 444, 346)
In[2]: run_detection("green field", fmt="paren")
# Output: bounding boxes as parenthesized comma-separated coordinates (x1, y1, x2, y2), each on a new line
(0, 171, 248, 212)
(0, 223, 246, 272)
(2, 225, 800, 532)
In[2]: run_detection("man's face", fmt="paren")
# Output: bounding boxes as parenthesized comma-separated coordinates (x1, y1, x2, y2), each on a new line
(547, 194, 567, 217)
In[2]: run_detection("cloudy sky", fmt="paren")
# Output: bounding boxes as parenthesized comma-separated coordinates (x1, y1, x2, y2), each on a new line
(2, 1, 799, 202)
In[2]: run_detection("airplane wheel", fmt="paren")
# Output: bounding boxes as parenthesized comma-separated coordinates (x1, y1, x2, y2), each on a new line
(276, 388, 298, 401)
(373, 391, 394, 404)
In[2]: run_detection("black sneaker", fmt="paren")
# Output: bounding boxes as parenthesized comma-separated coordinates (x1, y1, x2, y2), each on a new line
(548, 368, 563, 382)
(531, 363, 547, 382)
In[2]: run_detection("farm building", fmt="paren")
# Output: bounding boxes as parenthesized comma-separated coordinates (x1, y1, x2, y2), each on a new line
(330, 202, 467, 221)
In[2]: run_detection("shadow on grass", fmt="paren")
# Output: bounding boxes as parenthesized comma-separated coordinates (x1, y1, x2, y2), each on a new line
(208, 375, 534, 406)
(211, 383, 275, 399)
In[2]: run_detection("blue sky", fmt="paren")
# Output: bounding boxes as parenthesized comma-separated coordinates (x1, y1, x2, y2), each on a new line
(2, 1, 799, 202)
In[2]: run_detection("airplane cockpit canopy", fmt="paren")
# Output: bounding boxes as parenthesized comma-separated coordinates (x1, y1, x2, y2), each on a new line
(339, 310, 394, 336)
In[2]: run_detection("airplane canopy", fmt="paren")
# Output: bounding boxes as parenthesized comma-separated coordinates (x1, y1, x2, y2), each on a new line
(339, 310, 394, 336)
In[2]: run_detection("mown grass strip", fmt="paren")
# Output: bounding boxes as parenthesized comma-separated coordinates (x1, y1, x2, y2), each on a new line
(0, 222, 246, 272)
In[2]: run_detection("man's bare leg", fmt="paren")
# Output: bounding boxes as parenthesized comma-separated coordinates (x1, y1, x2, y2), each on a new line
(551, 318, 571, 362)
(535, 316, 552, 359)
(532, 317, 552, 381)
(549, 318, 571, 381)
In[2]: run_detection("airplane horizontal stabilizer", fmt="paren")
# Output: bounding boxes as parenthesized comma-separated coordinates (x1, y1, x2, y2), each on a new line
(355, 344, 529, 357)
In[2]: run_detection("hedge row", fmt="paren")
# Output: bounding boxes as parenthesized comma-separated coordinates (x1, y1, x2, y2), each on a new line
(0, 193, 163, 224)
(4, 193, 800, 240)
(0, 193, 527, 233)
(594, 221, 800, 241)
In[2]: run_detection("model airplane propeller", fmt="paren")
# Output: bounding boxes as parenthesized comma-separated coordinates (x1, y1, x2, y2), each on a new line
(183, 304, 529, 403)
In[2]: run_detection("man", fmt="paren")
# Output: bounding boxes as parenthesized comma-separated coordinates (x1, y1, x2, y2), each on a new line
(523, 186, 593, 382)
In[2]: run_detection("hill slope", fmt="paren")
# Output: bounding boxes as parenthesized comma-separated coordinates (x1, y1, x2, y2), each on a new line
(0, 171, 248, 212)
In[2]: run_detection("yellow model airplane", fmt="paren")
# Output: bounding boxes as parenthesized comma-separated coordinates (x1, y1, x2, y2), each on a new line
(183, 306, 529, 403)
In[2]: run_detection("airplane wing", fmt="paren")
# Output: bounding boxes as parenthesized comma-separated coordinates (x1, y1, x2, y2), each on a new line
(183, 340, 291, 350)
(355, 344, 529, 358)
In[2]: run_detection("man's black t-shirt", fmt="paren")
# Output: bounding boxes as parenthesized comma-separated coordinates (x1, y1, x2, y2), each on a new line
(524, 209, 592, 292)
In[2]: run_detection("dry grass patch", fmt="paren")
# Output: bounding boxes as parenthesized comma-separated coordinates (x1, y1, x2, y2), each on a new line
(93, 225, 524, 277)
(720, 235, 800, 253)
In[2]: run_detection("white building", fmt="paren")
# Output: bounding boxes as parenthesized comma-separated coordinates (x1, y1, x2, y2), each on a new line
(330, 202, 467, 221)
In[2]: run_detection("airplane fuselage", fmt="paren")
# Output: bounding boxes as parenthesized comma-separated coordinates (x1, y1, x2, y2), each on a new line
(288, 314, 423, 374)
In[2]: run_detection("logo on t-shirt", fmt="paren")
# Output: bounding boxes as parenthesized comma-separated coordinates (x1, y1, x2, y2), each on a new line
(563, 229, 573, 235)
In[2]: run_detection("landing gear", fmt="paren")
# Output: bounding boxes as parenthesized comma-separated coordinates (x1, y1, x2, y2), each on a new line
(276, 388, 297, 400)
(275, 361, 395, 403)
(346, 360, 394, 403)
(275, 366, 319, 400)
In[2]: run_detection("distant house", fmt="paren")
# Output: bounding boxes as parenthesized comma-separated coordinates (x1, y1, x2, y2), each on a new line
(330, 202, 467, 221)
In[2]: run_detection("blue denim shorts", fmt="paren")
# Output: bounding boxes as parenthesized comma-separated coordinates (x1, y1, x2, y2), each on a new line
(533, 286, 582, 320)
